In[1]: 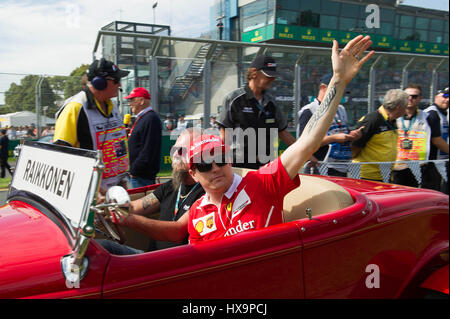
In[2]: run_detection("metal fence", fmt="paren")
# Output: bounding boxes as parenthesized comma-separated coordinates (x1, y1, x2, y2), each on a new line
(0, 31, 448, 173)
(1, 32, 448, 137)
(93, 30, 448, 131)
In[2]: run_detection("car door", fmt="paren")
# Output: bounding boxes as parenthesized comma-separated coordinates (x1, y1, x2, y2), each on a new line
(297, 187, 448, 298)
(101, 222, 304, 298)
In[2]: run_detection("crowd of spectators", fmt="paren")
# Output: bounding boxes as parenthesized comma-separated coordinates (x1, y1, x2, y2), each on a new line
(162, 113, 218, 132)
(4, 125, 54, 140)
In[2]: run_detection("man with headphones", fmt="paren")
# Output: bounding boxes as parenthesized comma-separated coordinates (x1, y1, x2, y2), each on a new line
(54, 58, 130, 192)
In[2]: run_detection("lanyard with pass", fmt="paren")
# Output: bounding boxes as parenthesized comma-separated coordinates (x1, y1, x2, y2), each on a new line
(173, 183, 200, 220)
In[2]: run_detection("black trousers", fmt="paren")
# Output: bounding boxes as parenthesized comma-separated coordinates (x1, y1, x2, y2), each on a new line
(0, 157, 11, 178)
(327, 168, 348, 177)
(392, 163, 441, 191)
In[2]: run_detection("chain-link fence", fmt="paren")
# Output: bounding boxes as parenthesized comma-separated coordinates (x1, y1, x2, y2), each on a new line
(303, 159, 448, 185)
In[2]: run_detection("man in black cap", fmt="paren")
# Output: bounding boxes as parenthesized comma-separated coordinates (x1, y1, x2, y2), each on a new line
(297, 73, 364, 176)
(216, 55, 296, 169)
(54, 58, 130, 192)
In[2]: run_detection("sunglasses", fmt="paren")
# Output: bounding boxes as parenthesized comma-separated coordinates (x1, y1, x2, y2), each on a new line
(105, 77, 120, 84)
(441, 93, 449, 98)
(191, 155, 229, 172)
(408, 94, 420, 99)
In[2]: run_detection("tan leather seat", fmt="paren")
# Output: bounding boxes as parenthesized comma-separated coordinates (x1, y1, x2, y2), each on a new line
(282, 175, 354, 222)
(232, 167, 354, 222)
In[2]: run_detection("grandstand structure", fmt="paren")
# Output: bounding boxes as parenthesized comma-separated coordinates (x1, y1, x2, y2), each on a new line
(212, 0, 448, 56)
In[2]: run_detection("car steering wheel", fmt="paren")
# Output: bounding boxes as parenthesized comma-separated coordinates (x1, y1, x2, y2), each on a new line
(95, 208, 127, 244)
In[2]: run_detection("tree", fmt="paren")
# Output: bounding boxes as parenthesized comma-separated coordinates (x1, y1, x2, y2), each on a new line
(4, 75, 57, 117)
(3, 64, 89, 118)
(47, 64, 88, 101)
(64, 64, 89, 99)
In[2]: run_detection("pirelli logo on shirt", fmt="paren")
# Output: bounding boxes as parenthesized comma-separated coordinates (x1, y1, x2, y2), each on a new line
(193, 212, 217, 236)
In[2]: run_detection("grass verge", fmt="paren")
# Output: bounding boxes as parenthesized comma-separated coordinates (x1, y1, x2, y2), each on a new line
(0, 177, 11, 189)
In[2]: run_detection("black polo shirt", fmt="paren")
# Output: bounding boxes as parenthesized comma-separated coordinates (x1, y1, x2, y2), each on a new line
(148, 180, 205, 251)
(216, 84, 288, 169)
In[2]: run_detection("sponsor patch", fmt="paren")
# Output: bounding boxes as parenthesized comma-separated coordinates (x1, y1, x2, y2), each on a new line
(192, 212, 217, 236)
(231, 189, 251, 221)
(195, 220, 204, 234)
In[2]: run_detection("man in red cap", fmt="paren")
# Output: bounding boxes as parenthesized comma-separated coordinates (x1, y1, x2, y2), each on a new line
(124, 87, 162, 188)
(107, 35, 374, 245)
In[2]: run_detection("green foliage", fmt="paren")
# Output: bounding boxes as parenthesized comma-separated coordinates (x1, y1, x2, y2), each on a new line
(4, 75, 57, 116)
(3, 64, 89, 117)
(65, 64, 89, 99)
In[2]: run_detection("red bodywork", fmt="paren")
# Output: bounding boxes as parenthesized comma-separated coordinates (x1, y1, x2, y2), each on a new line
(0, 176, 448, 299)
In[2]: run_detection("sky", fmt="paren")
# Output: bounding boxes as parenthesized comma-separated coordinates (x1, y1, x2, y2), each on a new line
(0, 0, 211, 76)
(0, 0, 211, 104)
(0, 0, 448, 104)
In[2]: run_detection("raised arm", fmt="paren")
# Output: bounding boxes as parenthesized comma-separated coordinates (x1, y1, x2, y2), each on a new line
(281, 36, 374, 179)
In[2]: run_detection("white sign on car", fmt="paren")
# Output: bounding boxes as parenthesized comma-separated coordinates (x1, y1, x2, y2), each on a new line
(10, 142, 99, 228)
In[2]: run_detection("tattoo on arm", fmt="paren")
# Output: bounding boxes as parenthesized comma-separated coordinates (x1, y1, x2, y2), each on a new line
(142, 193, 159, 211)
(306, 83, 338, 134)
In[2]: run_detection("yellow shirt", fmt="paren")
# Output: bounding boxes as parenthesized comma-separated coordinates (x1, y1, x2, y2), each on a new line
(54, 90, 114, 148)
(352, 106, 398, 181)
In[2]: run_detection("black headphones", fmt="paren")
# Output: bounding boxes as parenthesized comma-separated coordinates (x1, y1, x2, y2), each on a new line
(90, 58, 109, 91)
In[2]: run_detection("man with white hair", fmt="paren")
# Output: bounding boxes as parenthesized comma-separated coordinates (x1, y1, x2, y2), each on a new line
(98, 128, 205, 254)
(351, 89, 408, 182)
(124, 87, 162, 188)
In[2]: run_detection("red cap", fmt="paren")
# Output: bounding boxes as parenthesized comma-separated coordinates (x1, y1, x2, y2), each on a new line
(124, 87, 151, 100)
(188, 134, 229, 168)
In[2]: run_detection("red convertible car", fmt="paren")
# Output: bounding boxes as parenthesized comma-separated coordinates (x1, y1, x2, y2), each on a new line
(0, 141, 448, 299)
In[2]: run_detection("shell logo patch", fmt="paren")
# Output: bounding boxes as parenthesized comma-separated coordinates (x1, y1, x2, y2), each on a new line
(192, 212, 217, 236)
(195, 220, 204, 234)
